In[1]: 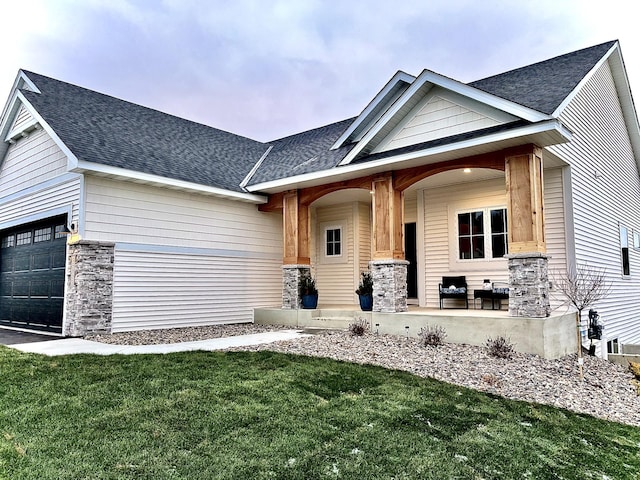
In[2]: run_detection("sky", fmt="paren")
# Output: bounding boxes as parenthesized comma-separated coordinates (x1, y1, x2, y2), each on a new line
(0, 0, 638, 142)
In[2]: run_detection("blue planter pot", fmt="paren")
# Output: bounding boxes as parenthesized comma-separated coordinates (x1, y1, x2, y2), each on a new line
(358, 294, 373, 311)
(301, 294, 318, 309)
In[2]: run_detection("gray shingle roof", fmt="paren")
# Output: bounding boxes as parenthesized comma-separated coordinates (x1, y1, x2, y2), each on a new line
(246, 118, 356, 186)
(17, 41, 616, 192)
(469, 41, 616, 114)
(21, 72, 269, 193)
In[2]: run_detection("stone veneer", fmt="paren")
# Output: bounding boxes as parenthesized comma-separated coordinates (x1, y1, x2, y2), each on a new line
(507, 252, 550, 318)
(282, 264, 311, 309)
(371, 259, 409, 313)
(64, 240, 115, 336)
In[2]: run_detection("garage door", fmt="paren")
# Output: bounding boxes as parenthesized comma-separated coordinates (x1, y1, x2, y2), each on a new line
(0, 216, 67, 333)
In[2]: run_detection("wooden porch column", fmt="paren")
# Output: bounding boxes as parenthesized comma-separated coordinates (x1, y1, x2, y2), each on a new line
(282, 190, 310, 265)
(505, 146, 546, 254)
(372, 174, 404, 260)
(505, 145, 550, 318)
(370, 173, 408, 313)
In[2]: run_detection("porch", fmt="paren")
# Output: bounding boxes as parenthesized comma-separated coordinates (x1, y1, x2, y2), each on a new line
(254, 305, 576, 359)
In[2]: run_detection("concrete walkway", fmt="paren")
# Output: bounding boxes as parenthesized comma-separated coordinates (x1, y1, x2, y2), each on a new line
(8, 330, 309, 356)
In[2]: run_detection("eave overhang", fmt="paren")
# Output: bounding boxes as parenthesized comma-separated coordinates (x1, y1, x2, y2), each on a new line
(247, 119, 572, 194)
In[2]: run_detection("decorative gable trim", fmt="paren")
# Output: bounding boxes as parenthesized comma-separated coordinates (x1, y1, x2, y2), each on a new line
(330, 71, 415, 150)
(372, 87, 519, 154)
(337, 69, 553, 167)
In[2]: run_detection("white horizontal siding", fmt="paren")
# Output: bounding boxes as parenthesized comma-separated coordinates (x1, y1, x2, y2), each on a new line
(404, 189, 417, 223)
(111, 248, 281, 332)
(10, 104, 35, 133)
(84, 176, 281, 255)
(0, 128, 68, 198)
(314, 203, 356, 304)
(422, 172, 566, 308)
(0, 177, 81, 228)
(358, 202, 372, 274)
(548, 59, 640, 346)
(380, 88, 516, 153)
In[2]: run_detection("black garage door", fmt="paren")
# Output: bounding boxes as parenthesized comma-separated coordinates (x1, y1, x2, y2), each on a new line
(0, 216, 67, 333)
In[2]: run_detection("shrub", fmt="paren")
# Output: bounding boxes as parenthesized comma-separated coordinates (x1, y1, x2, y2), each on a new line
(299, 275, 318, 296)
(348, 317, 369, 336)
(418, 325, 447, 347)
(629, 361, 640, 380)
(486, 336, 515, 359)
(355, 271, 374, 296)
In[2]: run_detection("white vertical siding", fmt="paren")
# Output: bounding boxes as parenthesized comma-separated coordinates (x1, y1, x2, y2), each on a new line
(548, 59, 640, 345)
(314, 203, 356, 304)
(544, 168, 569, 311)
(83, 175, 283, 331)
(422, 173, 566, 308)
(0, 128, 68, 198)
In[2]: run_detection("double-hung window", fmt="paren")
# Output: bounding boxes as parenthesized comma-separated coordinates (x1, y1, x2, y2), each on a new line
(457, 208, 508, 260)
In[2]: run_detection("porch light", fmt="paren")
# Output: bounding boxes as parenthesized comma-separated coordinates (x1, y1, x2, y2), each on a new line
(463, 168, 471, 173)
(58, 223, 74, 235)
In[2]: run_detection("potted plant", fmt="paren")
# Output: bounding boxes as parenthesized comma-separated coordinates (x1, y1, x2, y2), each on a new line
(355, 271, 374, 311)
(299, 274, 318, 309)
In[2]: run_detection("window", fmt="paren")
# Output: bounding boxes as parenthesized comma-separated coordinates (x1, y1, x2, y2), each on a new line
(634, 231, 640, 250)
(16, 231, 32, 246)
(458, 208, 508, 260)
(607, 338, 619, 354)
(1, 234, 14, 248)
(34, 227, 52, 243)
(620, 225, 630, 276)
(325, 227, 342, 257)
(54, 225, 67, 239)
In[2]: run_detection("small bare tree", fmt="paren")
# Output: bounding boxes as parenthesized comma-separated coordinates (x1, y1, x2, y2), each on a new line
(553, 264, 611, 380)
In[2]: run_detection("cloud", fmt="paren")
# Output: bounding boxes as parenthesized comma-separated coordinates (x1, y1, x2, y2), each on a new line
(0, 0, 638, 141)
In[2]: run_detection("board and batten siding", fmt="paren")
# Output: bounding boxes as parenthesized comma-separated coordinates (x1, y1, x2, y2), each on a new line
(314, 203, 356, 305)
(0, 127, 68, 198)
(422, 171, 567, 308)
(83, 175, 282, 331)
(548, 58, 640, 346)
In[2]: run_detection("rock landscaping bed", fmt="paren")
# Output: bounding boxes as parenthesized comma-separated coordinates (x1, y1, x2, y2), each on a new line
(86, 323, 640, 426)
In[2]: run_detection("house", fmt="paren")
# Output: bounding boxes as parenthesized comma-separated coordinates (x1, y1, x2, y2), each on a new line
(1, 41, 639, 358)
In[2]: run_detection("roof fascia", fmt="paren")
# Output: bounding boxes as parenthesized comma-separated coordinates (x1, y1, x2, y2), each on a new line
(239, 145, 273, 190)
(248, 119, 571, 193)
(74, 159, 268, 204)
(0, 70, 40, 130)
(607, 44, 640, 167)
(14, 91, 82, 170)
(338, 69, 552, 167)
(552, 42, 619, 117)
(330, 71, 415, 150)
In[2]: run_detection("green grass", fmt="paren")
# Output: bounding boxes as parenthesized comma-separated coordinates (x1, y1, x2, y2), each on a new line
(1, 346, 639, 479)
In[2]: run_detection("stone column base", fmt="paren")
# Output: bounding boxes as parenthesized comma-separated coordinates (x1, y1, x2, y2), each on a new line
(64, 240, 115, 336)
(282, 265, 311, 310)
(370, 259, 409, 313)
(507, 253, 550, 318)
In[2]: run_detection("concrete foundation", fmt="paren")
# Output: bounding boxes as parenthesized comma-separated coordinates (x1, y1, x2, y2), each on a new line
(254, 307, 577, 359)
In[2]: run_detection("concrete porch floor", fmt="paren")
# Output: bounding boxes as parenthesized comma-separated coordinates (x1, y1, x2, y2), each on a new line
(254, 304, 577, 359)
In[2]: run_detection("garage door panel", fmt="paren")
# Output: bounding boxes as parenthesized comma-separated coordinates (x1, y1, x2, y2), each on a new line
(0, 216, 66, 333)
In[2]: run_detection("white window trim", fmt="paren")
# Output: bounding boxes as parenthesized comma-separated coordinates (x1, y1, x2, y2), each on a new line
(620, 224, 631, 277)
(453, 205, 508, 266)
(633, 230, 640, 250)
(320, 221, 347, 264)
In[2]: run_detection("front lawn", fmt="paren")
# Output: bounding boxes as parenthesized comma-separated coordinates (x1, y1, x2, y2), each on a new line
(0, 346, 639, 479)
